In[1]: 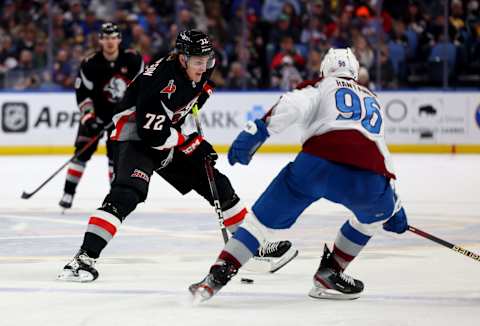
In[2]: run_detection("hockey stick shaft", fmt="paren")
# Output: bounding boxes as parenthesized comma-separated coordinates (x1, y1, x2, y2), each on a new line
(192, 104, 229, 244)
(21, 121, 114, 199)
(408, 225, 480, 262)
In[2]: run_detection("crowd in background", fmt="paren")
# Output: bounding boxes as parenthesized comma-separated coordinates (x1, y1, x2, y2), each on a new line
(0, 0, 479, 91)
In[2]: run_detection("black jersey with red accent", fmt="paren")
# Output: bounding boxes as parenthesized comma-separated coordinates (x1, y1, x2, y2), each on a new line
(111, 54, 215, 150)
(74, 48, 144, 124)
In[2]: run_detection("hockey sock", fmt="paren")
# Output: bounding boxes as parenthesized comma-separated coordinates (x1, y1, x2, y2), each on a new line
(331, 220, 372, 271)
(81, 209, 122, 258)
(64, 160, 86, 194)
(222, 203, 247, 233)
(217, 227, 259, 268)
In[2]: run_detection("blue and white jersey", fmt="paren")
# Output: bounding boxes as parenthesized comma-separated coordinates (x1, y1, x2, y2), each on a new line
(263, 77, 395, 179)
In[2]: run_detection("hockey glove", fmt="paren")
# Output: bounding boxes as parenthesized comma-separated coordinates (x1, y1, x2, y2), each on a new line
(383, 207, 408, 234)
(228, 119, 269, 166)
(81, 113, 103, 137)
(197, 80, 216, 109)
(178, 132, 218, 164)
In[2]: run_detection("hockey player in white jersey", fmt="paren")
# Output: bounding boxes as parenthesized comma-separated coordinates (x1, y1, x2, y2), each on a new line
(190, 48, 409, 302)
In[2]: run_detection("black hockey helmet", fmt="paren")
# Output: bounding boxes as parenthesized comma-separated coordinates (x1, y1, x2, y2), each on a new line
(175, 29, 213, 56)
(99, 22, 121, 39)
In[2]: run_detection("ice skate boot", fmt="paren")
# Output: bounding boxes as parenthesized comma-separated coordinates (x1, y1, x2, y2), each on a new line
(308, 245, 364, 300)
(57, 249, 98, 282)
(189, 261, 238, 303)
(59, 192, 74, 210)
(249, 240, 298, 273)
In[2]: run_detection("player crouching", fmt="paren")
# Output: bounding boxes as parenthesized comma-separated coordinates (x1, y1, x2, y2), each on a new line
(190, 48, 409, 302)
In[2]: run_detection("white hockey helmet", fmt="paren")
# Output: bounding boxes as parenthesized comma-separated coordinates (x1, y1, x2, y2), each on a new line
(320, 48, 360, 81)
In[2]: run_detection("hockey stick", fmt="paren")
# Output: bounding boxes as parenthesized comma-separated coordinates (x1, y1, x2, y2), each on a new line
(20, 121, 114, 199)
(191, 104, 229, 243)
(408, 225, 480, 262)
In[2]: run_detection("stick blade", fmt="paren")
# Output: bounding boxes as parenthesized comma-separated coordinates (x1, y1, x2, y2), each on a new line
(21, 191, 32, 199)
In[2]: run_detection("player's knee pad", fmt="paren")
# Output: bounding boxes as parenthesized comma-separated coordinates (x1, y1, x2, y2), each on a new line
(241, 211, 275, 246)
(101, 185, 142, 220)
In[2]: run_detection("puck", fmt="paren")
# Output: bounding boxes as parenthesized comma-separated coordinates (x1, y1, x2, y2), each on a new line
(241, 278, 254, 284)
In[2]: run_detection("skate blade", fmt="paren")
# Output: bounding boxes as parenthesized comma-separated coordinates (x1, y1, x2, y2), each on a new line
(269, 247, 298, 273)
(191, 287, 213, 305)
(308, 286, 361, 300)
(57, 269, 95, 283)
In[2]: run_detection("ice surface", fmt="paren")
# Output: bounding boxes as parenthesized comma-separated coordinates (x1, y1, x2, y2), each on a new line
(0, 154, 479, 326)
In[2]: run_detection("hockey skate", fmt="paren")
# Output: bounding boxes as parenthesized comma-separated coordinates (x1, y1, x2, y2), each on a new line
(308, 245, 364, 300)
(245, 240, 298, 273)
(59, 193, 74, 210)
(57, 250, 99, 282)
(189, 261, 238, 303)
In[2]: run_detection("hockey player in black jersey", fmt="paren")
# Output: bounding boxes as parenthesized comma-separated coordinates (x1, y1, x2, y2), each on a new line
(58, 29, 297, 282)
(59, 22, 144, 210)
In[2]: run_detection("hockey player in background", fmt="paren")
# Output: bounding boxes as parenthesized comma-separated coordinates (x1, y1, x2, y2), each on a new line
(58, 22, 144, 210)
(57, 29, 297, 282)
(190, 48, 409, 302)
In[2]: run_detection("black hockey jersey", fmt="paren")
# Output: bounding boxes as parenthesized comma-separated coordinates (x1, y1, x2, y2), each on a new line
(111, 54, 214, 150)
(75, 48, 144, 124)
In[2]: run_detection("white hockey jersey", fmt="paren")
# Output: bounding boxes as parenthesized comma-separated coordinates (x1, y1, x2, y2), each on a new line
(264, 77, 396, 179)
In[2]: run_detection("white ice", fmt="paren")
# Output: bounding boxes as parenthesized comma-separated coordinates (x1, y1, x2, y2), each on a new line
(0, 153, 479, 326)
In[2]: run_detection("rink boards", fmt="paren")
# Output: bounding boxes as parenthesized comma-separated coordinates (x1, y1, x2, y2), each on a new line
(0, 91, 479, 154)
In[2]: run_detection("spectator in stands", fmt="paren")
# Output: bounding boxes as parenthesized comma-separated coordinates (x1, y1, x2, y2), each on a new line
(370, 44, 396, 89)
(13, 49, 40, 90)
(52, 48, 74, 89)
(81, 10, 102, 37)
(262, 0, 301, 23)
(271, 55, 302, 91)
(271, 35, 305, 71)
(305, 48, 322, 80)
(353, 35, 374, 70)
(32, 40, 48, 70)
(225, 61, 257, 89)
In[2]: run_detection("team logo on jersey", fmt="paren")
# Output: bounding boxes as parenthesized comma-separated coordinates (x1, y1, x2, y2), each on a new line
(121, 67, 128, 74)
(160, 79, 176, 99)
(1, 102, 28, 133)
(103, 74, 130, 103)
(131, 169, 150, 183)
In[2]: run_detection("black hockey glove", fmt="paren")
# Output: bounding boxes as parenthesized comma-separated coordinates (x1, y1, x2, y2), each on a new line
(178, 132, 218, 165)
(197, 80, 216, 109)
(81, 114, 103, 136)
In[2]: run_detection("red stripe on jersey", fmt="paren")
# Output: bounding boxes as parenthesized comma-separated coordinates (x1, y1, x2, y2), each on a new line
(218, 251, 241, 269)
(302, 130, 396, 179)
(333, 244, 355, 262)
(111, 111, 136, 141)
(223, 208, 247, 227)
(89, 217, 117, 236)
(176, 131, 186, 146)
(67, 168, 83, 178)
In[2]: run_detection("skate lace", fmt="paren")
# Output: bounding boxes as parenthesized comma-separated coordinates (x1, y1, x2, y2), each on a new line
(258, 241, 280, 257)
(338, 272, 355, 286)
